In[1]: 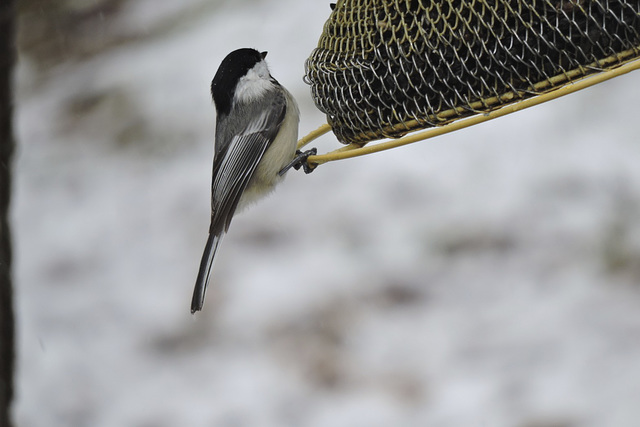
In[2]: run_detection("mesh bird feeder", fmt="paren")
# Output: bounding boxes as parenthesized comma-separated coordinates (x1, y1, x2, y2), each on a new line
(304, 0, 640, 147)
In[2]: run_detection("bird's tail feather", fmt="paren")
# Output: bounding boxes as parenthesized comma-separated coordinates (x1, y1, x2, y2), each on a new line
(191, 233, 223, 313)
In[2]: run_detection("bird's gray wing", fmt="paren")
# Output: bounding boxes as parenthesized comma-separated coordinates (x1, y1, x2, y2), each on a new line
(192, 91, 286, 313)
(209, 100, 286, 236)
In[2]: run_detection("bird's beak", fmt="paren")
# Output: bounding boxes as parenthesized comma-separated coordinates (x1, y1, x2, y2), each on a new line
(261, 51, 268, 59)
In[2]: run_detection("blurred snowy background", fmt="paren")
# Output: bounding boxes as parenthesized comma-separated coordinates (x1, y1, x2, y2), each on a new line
(12, 0, 640, 426)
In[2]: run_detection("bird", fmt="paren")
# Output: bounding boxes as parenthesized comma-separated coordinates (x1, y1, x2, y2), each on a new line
(191, 48, 313, 313)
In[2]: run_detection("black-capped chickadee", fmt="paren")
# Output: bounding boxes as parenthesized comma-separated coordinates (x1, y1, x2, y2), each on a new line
(191, 48, 313, 313)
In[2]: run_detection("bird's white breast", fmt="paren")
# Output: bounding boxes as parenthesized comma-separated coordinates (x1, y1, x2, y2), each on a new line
(237, 89, 300, 210)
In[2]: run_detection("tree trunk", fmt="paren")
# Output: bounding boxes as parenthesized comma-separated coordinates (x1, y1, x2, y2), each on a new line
(0, 0, 15, 426)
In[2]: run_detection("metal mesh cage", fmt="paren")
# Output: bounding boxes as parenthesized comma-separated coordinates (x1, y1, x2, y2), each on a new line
(305, 0, 640, 145)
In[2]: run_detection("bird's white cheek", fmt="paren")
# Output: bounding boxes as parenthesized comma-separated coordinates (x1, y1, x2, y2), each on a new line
(234, 64, 273, 103)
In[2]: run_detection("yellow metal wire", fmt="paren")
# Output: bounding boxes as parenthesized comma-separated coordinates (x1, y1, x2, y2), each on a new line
(298, 56, 640, 168)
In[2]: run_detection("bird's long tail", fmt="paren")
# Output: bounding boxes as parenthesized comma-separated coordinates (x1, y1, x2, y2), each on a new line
(191, 232, 223, 313)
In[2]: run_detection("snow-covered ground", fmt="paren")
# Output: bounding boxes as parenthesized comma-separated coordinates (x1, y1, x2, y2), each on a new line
(12, 1, 640, 426)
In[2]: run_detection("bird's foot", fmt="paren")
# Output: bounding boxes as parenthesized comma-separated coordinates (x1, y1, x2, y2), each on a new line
(278, 148, 318, 176)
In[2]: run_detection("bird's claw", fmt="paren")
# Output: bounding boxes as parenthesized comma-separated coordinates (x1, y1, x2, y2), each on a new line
(278, 148, 318, 176)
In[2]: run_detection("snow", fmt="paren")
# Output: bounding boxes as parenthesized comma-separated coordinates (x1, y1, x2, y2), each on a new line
(12, 1, 640, 426)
